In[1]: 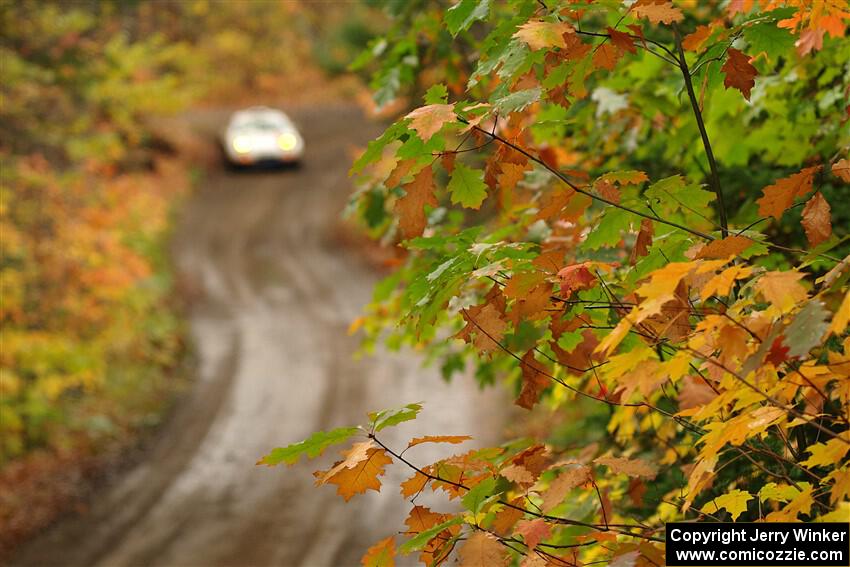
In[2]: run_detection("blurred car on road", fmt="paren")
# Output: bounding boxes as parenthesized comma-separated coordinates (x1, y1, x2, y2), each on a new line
(221, 107, 304, 167)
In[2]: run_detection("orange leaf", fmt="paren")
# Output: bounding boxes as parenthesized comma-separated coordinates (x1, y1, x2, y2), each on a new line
(756, 271, 807, 313)
(592, 42, 620, 71)
(801, 192, 832, 246)
(832, 158, 850, 183)
(722, 48, 757, 100)
(400, 471, 430, 498)
(513, 518, 552, 550)
(516, 350, 550, 410)
(458, 532, 508, 567)
(557, 262, 597, 299)
(632, 1, 684, 24)
(396, 166, 437, 239)
(405, 104, 456, 141)
(362, 536, 395, 567)
(499, 463, 535, 485)
(491, 501, 524, 535)
(630, 218, 654, 264)
(607, 27, 636, 54)
(594, 455, 658, 479)
(315, 447, 393, 501)
(407, 435, 473, 449)
(541, 465, 591, 512)
(682, 24, 713, 51)
(695, 235, 753, 259)
(385, 158, 416, 188)
(756, 165, 821, 219)
(469, 303, 508, 354)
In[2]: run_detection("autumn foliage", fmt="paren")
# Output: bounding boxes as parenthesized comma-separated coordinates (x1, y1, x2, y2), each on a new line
(263, 0, 849, 565)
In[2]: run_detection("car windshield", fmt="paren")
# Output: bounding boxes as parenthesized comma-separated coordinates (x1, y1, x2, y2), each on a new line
(231, 112, 289, 131)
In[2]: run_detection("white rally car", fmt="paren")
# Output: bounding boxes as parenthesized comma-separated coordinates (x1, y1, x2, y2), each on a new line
(221, 107, 304, 167)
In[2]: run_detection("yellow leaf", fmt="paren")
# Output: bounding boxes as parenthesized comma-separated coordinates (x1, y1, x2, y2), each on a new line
(802, 438, 850, 468)
(701, 489, 752, 521)
(828, 291, 850, 336)
(513, 20, 574, 50)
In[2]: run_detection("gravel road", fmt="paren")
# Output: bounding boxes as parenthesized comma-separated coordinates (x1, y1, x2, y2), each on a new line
(10, 105, 506, 567)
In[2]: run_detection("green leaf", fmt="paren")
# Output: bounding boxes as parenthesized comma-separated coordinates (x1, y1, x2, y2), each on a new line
(424, 83, 449, 105)
(445, 0, 490, 37)
(493, 87, 541, 114)
(461, 476, 499, 515)
(257, 427, 360, 466)
(744, 22, 794, 61)
(448, 163, 488, 209)
(582, 208, 633, 250)
(784, 300, 830, 358)
(399, 517, 464, 554)
(369, 402, 423, 432)
(557, 331, 584, 352)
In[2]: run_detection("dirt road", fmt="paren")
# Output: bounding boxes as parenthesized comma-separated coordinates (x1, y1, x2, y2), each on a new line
(10, 106, 505, 567)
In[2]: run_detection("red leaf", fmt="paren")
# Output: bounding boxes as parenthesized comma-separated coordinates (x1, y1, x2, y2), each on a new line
(722, 48, 757, 100)
(557, 262, 597, 298)
(801, 192, 832, 246)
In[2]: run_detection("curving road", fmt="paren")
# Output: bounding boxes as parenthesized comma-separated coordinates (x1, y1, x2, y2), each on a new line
(10, 105, 506, 567)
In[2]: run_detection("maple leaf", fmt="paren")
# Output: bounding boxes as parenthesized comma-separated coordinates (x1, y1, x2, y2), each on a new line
(804, 437, 850, 468)
(695, 235, 754, 259)
(385, 158, 416, 189)
(491, 501, 524, 535)
(315, 440, 379, 484)
(516, 349, 549, 410)
(765, 336, 790, 367)
(396, 166, 437, 240)
(721, 48, 757, 100)
(630, 218, 653, 264)
(441, 152, 456, 175)
(513, 20, 574, 50)
(677, 376, 717, 410)
(448, 162, 488, 209)
(801, 192, 832, 246)
(756, 165, 821, 219)
(594, 455, 657, 479)
(682, 24, 713, 51)
(402, 508, 460, 564)
(513, 518, 551, 550)
(832, 158, 850, 183)
(632, 1, 684, 24)
(400, 471, 430, 498)
(756, 271, 807, 313)
(468, 303, 508, 353)
(315, 447, 393, 501)
(458, 531, 508, 567)
(257, 426, 359, 466)
(592, 42, 620, 70)
(700, 264, 752, 300)
(557, 262, 597, 299)
(362, 536, 395, 567)
(370, 403, 423, 432)
(497, 162, 527, 194)
(499, 463, 535, 485)
(701, 489, 753, 521)
(405, 104, 456, 141)
(607, 27, 636, 54)
(541, 465, 591, 512)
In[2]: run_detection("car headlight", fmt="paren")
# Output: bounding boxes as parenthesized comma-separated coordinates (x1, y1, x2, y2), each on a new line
(232, 136, 252, 154)
(277, 132, 298, 151)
